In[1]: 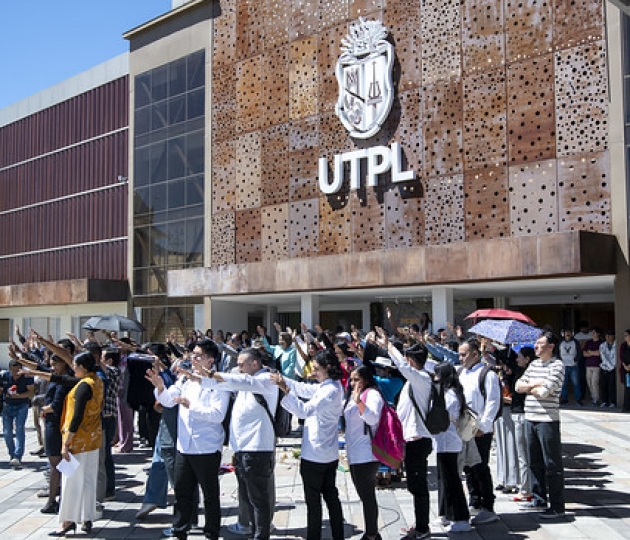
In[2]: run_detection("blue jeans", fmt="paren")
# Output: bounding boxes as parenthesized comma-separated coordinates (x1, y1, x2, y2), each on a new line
(3, 402, 29, 460)
(561, 365, 582, 402)
(525, 420, 565, 513)
(143, 436, 169, 508)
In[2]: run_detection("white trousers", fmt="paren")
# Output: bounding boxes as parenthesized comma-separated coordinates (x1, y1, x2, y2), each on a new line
(59, 448, 100, 524)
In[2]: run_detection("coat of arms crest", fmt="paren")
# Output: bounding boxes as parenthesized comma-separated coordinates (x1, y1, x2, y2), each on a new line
(335, 18, 394, 139)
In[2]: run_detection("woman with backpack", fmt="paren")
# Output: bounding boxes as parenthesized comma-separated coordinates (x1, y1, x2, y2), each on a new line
(271, 349, 345, 540)
(432, 362, 473, 533)
(343, 365, 385, 540)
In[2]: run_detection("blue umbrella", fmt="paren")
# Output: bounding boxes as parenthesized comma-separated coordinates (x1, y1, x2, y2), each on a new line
(468, 319, 542, 346)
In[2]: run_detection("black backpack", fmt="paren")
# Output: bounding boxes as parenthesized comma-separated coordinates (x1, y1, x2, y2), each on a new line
(221, 392, 236, 446)
(254, 388, 292, 438)
(409, 381, 450, 435)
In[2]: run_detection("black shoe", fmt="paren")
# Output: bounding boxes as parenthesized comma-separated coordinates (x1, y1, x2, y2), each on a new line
(48, 522, 76, 536)
(41, 501, 59, 514)
(81, 521, 92, 533)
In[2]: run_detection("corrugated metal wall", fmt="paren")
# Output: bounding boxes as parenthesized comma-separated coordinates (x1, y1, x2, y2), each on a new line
(0, 76, 130, 287)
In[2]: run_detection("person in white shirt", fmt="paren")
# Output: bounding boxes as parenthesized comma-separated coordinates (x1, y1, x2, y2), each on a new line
(375, 328, 433, 540)
(457, 338, 501, 526)
(199, 348, 278, 540)
(432, 362, 473, 533)
(344, 365, 385, 540)
(599, 330, 617, 408)
(146, 338, 230, 540)
(271, 350, 345, 540)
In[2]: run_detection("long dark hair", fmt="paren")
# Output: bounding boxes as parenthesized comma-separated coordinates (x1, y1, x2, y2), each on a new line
(434, 362, 466, 414)
(315, 349, 343, 380)
(351, 364, 379, 390)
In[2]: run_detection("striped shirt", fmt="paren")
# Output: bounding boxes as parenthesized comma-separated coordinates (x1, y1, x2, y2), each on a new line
(517, 358, 564, 422)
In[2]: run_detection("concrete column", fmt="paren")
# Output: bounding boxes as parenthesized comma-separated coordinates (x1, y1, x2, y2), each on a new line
(301, 294, 320, 329)
(266, 305, 278, 341)
(432, 287, 454, 330)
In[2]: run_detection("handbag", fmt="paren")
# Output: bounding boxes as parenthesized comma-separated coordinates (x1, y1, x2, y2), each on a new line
(456, 406, 478, 442)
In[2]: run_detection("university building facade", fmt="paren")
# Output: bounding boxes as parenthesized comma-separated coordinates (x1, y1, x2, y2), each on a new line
(1, 0, 630, 351)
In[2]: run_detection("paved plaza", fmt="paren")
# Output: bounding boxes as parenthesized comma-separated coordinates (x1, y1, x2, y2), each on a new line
(0, 405, 629, 539)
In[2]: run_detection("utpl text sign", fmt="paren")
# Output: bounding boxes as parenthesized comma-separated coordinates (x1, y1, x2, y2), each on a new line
(318, 143, 413, 194)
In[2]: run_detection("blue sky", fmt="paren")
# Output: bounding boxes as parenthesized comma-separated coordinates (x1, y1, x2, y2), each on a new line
(0, 0, 172, 110)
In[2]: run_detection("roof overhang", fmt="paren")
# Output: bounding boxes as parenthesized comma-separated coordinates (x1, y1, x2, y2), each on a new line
(0, 279, 128, 308)
(167, 231, 618, 304)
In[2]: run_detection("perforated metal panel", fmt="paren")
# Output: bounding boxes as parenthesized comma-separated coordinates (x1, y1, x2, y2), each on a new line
(423, 78, 463, 178)
(423, 175, 465, 245)
(507, 55, 555, 165)
(263, 0, 289, 49)
(261, 203, 289, 261)
(236, 0, 264, 60)
(319, 110, 351, 160)
(509, 160, 558, 236)
(291, 0, 321, 41)
(555, 42, 608, 157)
(212, 65, 236, 143)
(553, 0, 604, 51)
(391, 89, 423, 177)
(212, 139, 236, 213)
(421, 0, 461, 85)
(262, 47, 289, 128)
(464, 168, 510, 240)
(236, 56, 262, 134)
(290, 117, 320, 201)
(505, 0, 552, 63)
(235, 208, 261, 263)
(384, 1, 421, 91)
(384, 188, 424, 249)
(235, 132, 261, 210)
(461, 0, 505, 73)
(318, 24, 347, 114)
(349, 0, 383, 18)
(463, 68, 507, 170)
(261, 124, 289, 206)
(290, 199, 320, 257)
(351, 191, 386, 252)
(319, 194, 351, 254)
(213, 0, 236, 68)
(211, 212, 236, 266)
(290, 38, 319, 120)
(320, 0, 348, 29)
(557, 152, 610, 233)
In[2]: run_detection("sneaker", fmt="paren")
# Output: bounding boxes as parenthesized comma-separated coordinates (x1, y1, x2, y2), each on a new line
(494, 484, 505, 491)
(600, 402, 608, 408)
(30, 447, 45, 456)
(471, 509, 499, 525)
(10, 458, 21, 467)
(414, 531, 431, 540)
(40, 501, 59, 514)
(519, 497, 547, 511)
(513, 494, 533, 502)
(502, 486, 519, 494)
(227, 523, 252, 536)
(609, 403, 616, 408)
(447, 521, 473, 533)
(136, 503, 157, 520)
(431, 517, 451, 528)
(576, 400, 584, 407)
(539, 509, 566, 520)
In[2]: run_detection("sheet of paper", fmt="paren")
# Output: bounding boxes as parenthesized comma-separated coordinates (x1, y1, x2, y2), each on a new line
(56, 452, 80, 477)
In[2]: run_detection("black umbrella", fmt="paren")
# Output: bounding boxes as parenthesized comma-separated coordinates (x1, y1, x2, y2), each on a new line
(82, 314, 145, 333)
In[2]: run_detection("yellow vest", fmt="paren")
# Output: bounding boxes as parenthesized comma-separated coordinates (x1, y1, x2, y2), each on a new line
(61, 373, 104, 453)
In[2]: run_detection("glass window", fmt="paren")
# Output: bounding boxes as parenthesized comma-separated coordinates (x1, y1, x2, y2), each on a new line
(152, 101, 168, 132)
(187, 131, 204, 174)
(151, 183, 168, 213)
(135, 106, 151, 136)
(134, 227, 152, 267)
(134, 146, 151, 187)
(168, 136, 186, 180)
(188, 50, 205, 90)
(152, 65, 168, 102)
(186, 174, 204, 206)
(186, 218, 204, 263)
(133, 187, 151, 215)
(0, 319, 10, 342)
(169, 95, 186, 126)
(135, 73, 152, 108)
(150, 142, 168, 184)
(168, 179, 186, 209)
(169, 57, 187, 97)
(187, 88, 205, 120)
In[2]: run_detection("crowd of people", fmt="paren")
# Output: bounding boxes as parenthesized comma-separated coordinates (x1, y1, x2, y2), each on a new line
(1, 314, 628, 539)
